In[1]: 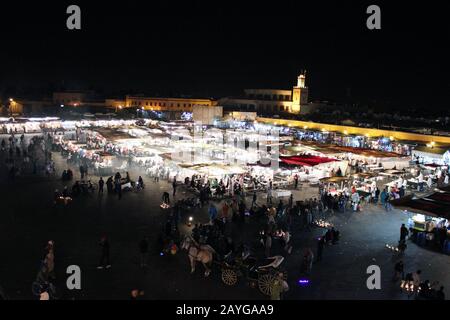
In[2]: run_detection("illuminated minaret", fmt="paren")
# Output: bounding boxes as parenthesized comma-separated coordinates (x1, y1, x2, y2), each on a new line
(297, 73, 306, 88)
(291, 71, 308, 114)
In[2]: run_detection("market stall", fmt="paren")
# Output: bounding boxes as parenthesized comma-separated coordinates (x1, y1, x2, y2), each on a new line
(391, 193, 450, 254)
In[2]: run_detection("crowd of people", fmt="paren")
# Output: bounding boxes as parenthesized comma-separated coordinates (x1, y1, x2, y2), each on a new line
(1, 125, 449, 301)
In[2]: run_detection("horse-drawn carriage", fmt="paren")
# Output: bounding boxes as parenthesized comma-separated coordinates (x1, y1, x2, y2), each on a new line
(181, 236, 286, 296)
(220, 254, 286, 296)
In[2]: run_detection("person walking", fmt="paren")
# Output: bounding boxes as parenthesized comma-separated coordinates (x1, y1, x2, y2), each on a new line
(252, 191, 257, 208)
(208, 203, 217, 224)
(106, 176, 113, 194)
(265, 232, 272, 258)
(412, 269, 422, 291)
(400, 224, 409, 242)
(436, 286, 445, 300)
(316, 236, 325, 262)
(79, 164, 84, 180)
(393, 260, 404, 281)
(115, 179, 122, 200)
(138, 176, 144, 190)
(172, 179, 177, 197)
(301, 248, 314, 274)
(97, 236, 111, 269)
(270, 273, 289, 300)
(98, 177, 104, 194)
(384, 191, 391, 211)
(43, 241, 55, 280)
(162, 192, 170, 205)
(139, 237, 149, 268)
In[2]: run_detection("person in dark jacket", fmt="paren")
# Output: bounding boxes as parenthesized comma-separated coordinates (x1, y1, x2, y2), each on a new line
(98, 177, 104, 194)
(139, 237, 149, 268)
(400, 224, 409, 241)
(97, 236, 111, 269)
(316, 236, 325, 262)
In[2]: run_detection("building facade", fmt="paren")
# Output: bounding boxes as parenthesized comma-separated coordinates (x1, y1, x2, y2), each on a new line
(124, 95, 218, 112)
(219, 73, 309, 115)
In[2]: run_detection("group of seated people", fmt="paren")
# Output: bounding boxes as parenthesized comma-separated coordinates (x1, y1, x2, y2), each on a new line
(324, 227, 340, 245)
(71, 180, 95, 196)
(416, 281, 446, 300)
(191, 222, 233, 257)
(61, 169, 74, 181)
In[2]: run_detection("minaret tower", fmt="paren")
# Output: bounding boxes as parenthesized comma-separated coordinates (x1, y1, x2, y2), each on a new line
(291, 70, 309, 114)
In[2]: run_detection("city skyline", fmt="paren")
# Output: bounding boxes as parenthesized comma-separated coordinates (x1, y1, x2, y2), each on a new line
(0, 1, 449, 112)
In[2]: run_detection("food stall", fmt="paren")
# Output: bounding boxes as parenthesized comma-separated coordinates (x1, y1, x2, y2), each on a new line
(391, 193, 450, 254)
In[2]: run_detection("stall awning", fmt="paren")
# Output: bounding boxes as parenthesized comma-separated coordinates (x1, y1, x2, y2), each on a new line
(319, 176, 350, 183)
(280, 155, 338, 167)
(391, 193, 450, 220)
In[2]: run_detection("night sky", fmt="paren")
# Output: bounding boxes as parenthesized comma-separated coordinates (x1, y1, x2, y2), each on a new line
(0, 1, 449, 113)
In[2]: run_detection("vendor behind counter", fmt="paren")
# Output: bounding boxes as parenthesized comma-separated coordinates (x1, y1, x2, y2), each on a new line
(408, 214, 450, 254)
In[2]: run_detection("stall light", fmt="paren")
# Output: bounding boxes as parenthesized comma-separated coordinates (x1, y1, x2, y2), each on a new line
(343, 130, 348, 135)
(9, 98, 14, 102)
(187, 216, 194, 227)
(60, 104, 64, 108)
(390, 136, 394, 141)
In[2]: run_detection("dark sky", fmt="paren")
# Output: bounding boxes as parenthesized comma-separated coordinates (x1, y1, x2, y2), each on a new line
(0, 1, 449, 112)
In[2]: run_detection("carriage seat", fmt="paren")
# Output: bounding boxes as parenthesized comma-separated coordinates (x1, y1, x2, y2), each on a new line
(250, 256, 284, 270)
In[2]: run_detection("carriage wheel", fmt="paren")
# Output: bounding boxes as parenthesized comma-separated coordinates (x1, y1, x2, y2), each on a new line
(258, 274, 276, 296)
(221, 269, 238, 286)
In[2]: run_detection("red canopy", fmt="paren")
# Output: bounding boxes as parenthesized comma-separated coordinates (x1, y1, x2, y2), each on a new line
(280, 155, 338, 167)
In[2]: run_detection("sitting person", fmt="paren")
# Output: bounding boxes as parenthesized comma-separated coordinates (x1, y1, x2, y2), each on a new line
(87, 180, 94, 192)
(138, 176, 144, 189)
(62, 186, 70, 198)
(54, 189, 61, 204)
(72, 181, 81, 196)
(67, 169, 73, 180)
(325, 229, 334, 244)
(331, 227, 340, 244)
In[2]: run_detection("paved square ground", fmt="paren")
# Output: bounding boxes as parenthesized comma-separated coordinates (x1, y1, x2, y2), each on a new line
(0, 148, 448, 300)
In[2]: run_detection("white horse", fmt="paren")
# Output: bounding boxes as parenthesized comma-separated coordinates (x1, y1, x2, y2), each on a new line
(181, 236, 216, 277)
